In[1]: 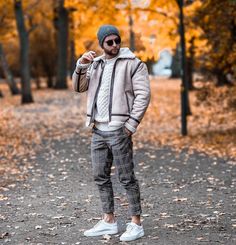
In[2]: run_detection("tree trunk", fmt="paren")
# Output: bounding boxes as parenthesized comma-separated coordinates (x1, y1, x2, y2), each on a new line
(70, 40, 76, 78)
(0, 43, 20, 95)
(14, 0, 33, 103)
(54, 0, 68, 89)
(178, 0, 191, 135)
(145, 59, 155, 75)
(171, 44, 181, 78)
(35, 77, 41, 89)
(129, 15, 135, 52)
(186, 37, 195, 91)
(47, 76, 54, 88)
(42, 58, 55, 88)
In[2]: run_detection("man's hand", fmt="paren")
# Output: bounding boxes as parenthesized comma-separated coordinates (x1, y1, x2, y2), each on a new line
(124, 127, 132, 136)
(80, 51, 96, 64)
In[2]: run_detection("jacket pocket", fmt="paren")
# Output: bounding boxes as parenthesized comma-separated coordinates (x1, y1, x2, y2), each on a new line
(125, 91, 131, 114)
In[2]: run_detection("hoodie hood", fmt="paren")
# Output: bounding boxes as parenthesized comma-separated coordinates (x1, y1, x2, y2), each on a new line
(93, 47, 135, 62)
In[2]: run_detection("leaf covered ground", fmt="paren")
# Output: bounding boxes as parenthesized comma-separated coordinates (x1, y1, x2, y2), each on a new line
(0, 116, 236, 244)
(138, 78, 236, 157)
(0, 78, 236, 244)
(0, 78, 236, 186)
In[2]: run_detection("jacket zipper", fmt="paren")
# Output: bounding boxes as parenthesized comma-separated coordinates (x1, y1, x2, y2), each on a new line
(90, 61, 105, 124)
(108, 58, 120, 122)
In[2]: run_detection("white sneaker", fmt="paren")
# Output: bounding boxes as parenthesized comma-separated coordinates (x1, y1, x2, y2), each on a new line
(84, 220, 118, 237)
(120, 222, 144, 242)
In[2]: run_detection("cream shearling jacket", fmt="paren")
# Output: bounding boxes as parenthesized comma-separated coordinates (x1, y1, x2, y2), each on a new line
(72, 48, 151, 133)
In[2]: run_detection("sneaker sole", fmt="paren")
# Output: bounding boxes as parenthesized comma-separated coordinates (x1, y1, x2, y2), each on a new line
(120, 231, 144, 242)
(84, 229, 118, 237)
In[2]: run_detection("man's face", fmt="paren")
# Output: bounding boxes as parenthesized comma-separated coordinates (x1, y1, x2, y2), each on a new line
(102, 34, 121, 57)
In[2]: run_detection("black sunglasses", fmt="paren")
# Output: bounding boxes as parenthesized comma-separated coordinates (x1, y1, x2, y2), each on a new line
(105, 37, 121, 46)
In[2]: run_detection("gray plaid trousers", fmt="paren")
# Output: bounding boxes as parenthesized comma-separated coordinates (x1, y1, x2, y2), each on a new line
(91, 126, 142, 216)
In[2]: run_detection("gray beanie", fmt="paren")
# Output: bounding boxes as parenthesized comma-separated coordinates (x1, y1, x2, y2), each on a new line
(97, 25, 120, 47)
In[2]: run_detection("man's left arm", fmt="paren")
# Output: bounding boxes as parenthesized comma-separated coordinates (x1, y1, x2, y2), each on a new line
(124, 62, 151, 134)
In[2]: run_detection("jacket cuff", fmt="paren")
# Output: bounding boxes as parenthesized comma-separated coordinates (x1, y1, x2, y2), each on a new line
(76, 58, 91, 70)
(124, 122, 136, 133)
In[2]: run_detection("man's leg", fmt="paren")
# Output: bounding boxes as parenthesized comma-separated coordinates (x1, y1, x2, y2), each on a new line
(108, 128, 144, 242)
(91, 130, 115, 219)
(109, 128, 142, 221)
(83, 130, 118, 237)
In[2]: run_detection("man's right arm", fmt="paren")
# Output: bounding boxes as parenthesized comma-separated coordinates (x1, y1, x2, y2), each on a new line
(72, 51, 96, 93)
(72, 61, 90, 93)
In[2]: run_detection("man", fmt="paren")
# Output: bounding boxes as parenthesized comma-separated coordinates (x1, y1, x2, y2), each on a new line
(72, 24, 150, 242)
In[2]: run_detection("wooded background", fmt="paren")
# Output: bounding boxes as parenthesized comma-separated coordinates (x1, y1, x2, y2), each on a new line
(0, 0, 235, 103)
(0, 0, 236, 192)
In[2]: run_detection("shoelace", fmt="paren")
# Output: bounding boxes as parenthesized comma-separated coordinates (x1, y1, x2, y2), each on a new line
(125, 223, 135, 233)
(93, 220, 103, 228)
(93, 220, 115, 229)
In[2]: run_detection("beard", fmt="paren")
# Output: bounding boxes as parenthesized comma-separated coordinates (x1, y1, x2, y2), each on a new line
(104, 47, 120, 57)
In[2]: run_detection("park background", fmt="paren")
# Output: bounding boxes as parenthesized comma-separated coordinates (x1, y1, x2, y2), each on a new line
(0, 0, 236, 244)
(1, 0, 236, 172)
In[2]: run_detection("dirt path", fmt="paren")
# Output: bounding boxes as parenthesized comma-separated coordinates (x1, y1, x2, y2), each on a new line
(1, 131, 236, 244)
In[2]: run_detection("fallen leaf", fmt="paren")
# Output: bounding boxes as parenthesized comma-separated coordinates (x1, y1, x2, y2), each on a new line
(0, 232, 9, 239)
(103, 234, 111, 240)
(173, 197, 188, 202)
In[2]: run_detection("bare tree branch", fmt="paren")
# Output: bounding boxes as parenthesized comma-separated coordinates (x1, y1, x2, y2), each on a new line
(24, 0, 41, 13)
(134, 7, 168, 17)
(26, 13, 38, 34)
(28, 24, 38, 34)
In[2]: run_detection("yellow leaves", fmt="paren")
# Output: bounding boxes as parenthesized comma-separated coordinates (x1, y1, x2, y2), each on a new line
(135, 78, 236, 158)
(64, 0, 77, 8)
(185, 0, 202, 12)
(64, 0, 183, 59)
(1, 0, 235, 75)
(66, 0, 124, 55)
(203, 15, 210, 24)
(193, 0, 236, 76)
